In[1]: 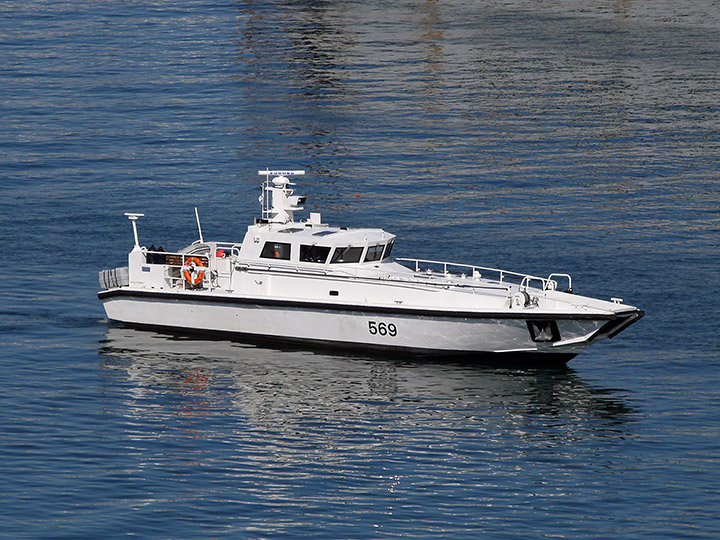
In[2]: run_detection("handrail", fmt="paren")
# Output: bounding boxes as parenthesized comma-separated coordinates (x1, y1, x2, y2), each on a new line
(234, 258, 358, 279)
(144, 249, 208, 264)
(141, 250, 569, 293)
(229, 258, 507, 291)
(396, 257, 563, 291)
(547, 273, 572, 293)
(143, 249, 210, 290)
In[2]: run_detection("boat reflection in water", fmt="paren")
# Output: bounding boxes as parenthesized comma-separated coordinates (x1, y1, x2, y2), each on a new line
(99, 327, 636, 448)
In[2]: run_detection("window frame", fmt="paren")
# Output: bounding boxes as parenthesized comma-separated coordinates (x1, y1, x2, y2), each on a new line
(299, 244, 331, 264)
(382, 239, 394, 260)
(260, 241, 292, 260)
(364, 244, 383, 262)
(330, 246, 364, 264)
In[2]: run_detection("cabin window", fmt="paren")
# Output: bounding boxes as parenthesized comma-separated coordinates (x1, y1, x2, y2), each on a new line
(300, 245, 331, 263)
(260, 241, 291, 260)
(364, 244, 383, 262)
(330, 246, 363, 264)
(382, 240, 394, 260)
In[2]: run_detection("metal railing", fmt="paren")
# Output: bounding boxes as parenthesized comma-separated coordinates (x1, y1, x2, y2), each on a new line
(139, 248, 572, 294)
(396, 258, 570, 292)
(144, 243, 243, 290)
(144, 249, 209, 290)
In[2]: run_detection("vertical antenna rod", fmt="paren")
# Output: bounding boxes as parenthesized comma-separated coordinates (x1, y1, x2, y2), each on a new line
(194, 207, 204, 243)
(124, 213, 144, 249)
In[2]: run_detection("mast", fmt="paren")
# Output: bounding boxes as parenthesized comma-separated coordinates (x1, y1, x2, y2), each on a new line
(257, 169, 306, 223)
(124, 213, 144, 251)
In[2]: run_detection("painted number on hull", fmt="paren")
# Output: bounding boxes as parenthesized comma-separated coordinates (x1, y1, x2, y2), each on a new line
(368, 321, 397, 337)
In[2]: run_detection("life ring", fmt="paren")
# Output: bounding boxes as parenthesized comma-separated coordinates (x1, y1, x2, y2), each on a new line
(183, 256, 206, 287)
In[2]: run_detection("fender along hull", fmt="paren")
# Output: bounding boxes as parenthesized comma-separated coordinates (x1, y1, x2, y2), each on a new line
(99, 288, 643, 365)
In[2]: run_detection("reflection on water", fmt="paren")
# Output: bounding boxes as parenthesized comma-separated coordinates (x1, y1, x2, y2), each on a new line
(97, 327, 641, 536)
(99, 327, 635, 450)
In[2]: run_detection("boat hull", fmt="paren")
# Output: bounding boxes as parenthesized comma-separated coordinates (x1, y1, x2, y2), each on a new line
(99, 289, 642, 365)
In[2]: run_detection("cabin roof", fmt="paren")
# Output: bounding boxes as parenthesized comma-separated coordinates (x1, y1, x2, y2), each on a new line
(249, 224, 394, 245)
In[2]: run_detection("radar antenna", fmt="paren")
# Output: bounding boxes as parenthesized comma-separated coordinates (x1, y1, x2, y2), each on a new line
(257, 169, 306, 223)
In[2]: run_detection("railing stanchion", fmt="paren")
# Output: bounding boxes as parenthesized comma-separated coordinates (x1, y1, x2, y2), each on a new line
(395, 257, 568, 292)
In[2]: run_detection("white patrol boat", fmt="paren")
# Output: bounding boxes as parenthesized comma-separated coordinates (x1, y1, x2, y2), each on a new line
(98, 169, 643, 365)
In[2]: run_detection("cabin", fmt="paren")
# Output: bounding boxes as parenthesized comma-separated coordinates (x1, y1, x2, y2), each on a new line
(239, 224, 395, 267)
(102, 170, 398, 293)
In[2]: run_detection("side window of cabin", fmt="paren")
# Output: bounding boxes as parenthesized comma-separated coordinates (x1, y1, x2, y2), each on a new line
(382, 240, 394, 260)
(260, 241, 291, 260)
(300, 245, 331, 263)
(330, 246, 363, 264)
(364, 244, 383, 262)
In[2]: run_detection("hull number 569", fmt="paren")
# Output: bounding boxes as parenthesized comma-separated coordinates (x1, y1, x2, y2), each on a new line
(368, 321, 397, 337)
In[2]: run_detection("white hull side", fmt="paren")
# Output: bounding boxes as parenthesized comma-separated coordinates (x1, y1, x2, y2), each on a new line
(99, 290, 619, 359)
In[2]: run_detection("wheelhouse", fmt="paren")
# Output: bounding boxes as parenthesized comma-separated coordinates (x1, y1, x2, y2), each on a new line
(247, 225, 396, 266)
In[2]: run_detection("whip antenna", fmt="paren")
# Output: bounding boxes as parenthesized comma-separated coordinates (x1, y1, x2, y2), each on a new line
(194, 207, 204, 243)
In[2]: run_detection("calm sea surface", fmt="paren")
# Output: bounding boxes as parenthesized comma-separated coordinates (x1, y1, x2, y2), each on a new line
(2, 1, 719, 538)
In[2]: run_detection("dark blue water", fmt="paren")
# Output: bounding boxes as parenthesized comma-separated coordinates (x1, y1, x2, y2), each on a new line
(2, 1, 719, 538)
